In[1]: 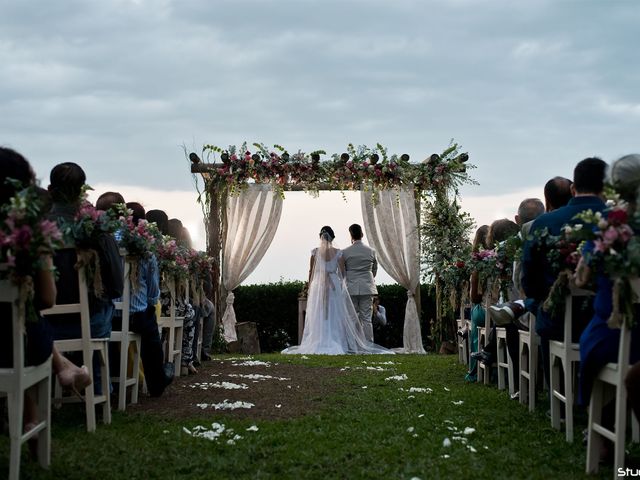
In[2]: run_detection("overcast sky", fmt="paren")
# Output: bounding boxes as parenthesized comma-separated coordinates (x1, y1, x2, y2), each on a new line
(2, 0, 639, 284)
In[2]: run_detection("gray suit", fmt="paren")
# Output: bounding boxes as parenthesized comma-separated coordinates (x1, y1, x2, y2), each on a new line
(342, 240, 378, 342)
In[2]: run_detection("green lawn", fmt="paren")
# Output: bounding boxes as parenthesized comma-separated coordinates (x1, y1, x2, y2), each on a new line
(1, 354, 621, 479)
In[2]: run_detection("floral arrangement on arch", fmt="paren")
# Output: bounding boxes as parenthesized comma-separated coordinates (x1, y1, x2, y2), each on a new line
(198, 141, 475, 197)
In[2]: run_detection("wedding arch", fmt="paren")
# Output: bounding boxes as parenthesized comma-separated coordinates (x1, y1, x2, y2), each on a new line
(189, 142, 474, 353)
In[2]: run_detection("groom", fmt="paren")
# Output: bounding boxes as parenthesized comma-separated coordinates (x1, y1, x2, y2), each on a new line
(342, 224, 377, 342)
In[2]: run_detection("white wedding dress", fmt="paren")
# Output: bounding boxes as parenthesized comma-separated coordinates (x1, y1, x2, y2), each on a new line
(282, 238, 393, 355)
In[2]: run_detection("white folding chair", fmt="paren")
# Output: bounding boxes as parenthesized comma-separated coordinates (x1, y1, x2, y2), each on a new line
(495, 321, 515, 395)
(42, 261, 111, 433)
(110, 254, 141, 411)
(519, 312, 539, 412)
(549, 286, 593, 442)
(456, 318, 468, 365)
(0, 277, 52, 480)
(586, 282, 638, 475)
(157, 276, 183, 377)
(478, 285, 495, 385)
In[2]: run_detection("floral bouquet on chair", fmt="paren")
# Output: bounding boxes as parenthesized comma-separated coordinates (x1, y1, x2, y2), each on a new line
(0, 184, 63, 321)
(575, 205, 640, 326)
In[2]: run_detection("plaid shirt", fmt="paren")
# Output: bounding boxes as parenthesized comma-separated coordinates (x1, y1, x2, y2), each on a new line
(129, 254, 160, 313)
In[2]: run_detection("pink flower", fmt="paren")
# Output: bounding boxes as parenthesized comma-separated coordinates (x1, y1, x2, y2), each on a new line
(12, 225, 33, 249)
(619, 224, 634, 243)
(603, 226, 619, 243)
(39, 219, 62, 241)
(594, 239, 606, 253)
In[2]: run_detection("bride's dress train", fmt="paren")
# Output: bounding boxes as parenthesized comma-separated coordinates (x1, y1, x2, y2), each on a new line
(282, 243, 393, 355)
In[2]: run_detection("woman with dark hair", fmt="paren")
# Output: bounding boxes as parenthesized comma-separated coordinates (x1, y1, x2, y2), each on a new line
(465, 225, 490, 382)
(0, 147, 91, 440)
(282, 226, 392, 355)
(146, 209, 169, 236)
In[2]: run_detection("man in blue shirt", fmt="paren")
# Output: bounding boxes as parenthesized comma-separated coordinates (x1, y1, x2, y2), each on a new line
(522, 157, 608, 387)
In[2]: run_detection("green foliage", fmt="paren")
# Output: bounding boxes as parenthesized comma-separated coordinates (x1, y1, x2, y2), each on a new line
(233, 282, 436, 352)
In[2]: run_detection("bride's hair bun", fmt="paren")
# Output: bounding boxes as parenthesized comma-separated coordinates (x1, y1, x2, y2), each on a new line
(319, 225, 335, 241)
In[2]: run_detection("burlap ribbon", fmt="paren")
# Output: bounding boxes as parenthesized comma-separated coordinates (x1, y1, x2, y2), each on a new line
(75, 248, 103, 298)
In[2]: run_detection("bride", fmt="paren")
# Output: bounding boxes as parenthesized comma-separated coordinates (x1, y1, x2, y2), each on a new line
(282, 226, 393, 355)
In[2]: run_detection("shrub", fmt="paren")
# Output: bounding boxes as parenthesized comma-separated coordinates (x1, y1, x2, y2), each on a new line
(233, 281, 435, 352)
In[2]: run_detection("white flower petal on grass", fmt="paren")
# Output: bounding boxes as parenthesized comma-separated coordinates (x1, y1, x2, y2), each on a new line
(484, 446, 489, 450)
(418, 414, 425, 418)
(408, 387, 432, 393)
(362, 386, 368, 389)
(463, 427, 476, 435)
(444, 420, 454, 424)
(407, 395, 415, 399)
(412, 433, 418, 438)
(446, 426, 455, 431)
(163, 430, 170, 434)
(196, 404, 208, 410)
(246, 425, 259, 432)
(182, 427, 191, 435)
(452, 400, 464, 406)
(275, 404, 282, 408)
(227, 373, 290, 381)
(441, 454, 450, 459)
(407, 427, 415, 433)
(232, 360, 271, 367)
(443, 437, 452, 448)
(196, 400, 254, 410)
(467, 445, 477, 453)
(385, 374, 408, 381)
(443, 387, 450, 392)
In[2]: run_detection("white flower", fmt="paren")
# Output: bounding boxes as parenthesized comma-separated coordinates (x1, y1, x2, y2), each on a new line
(574, 224, 583, 231)
(443, 438, 452, 447)
(463, 427, 476, 435)
(385, 374, 408, 381)
(407, 427, 415, 433)
(246, 425, 259, 432)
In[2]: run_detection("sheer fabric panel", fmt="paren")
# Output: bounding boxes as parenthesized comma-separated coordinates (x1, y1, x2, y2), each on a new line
(221, 184, 283, 341)
(361, 188, 425, 353)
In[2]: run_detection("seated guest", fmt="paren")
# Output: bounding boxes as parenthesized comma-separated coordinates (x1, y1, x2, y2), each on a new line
(577, 154, 640, 461)
(0, 147, 91, 438)
(119, 201, 173, 396)
(522, 158, 608, 388)
(465, 225, 490, 382)
(96, 191, 125, 214)
(146, 209, 169, 235)
(46, 162, 124, 393)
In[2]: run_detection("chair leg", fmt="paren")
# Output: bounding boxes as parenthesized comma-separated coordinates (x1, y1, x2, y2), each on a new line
(614, 382, 628, 472)
(131, 337, 141, 405)
(36, 375, 52, 467)
(586, 380, 604, 473)
(7, 391, 23, 480)
(100, 345, 112, 425)
(565, 359, 574, 442)
(118, 339, 128, 412)
(529, 343, 538, 412)
(550, 354, 562, 431)
(175, 326, 184, 377)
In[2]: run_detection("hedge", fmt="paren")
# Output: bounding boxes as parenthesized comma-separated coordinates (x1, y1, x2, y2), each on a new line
(232, 281, 436, 352)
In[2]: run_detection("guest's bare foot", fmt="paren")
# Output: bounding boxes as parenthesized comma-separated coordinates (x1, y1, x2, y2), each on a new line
(57, 358, 92, 396)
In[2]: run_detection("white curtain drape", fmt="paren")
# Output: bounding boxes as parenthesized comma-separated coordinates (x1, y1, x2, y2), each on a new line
(221, 184, 283, 342)
(361, 187, 426, 354)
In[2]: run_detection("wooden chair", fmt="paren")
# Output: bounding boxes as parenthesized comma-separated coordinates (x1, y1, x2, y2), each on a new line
(549, 286, 593, 442)
(110, 254, 141, 411)
(518, 312, 539, 412)
(456, 318, 468, 365)
(157, 276, 184, 377)
(586, 282, 638, 474)
(0, 277, 52, 480)
(42, 262, 111, 433)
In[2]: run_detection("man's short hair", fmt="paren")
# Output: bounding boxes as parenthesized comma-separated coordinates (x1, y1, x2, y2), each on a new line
(517, 198, 545, 225)
(573, 157, 607, 195)
(544, 176, 573, 210)
(349, 224, 363, 240)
